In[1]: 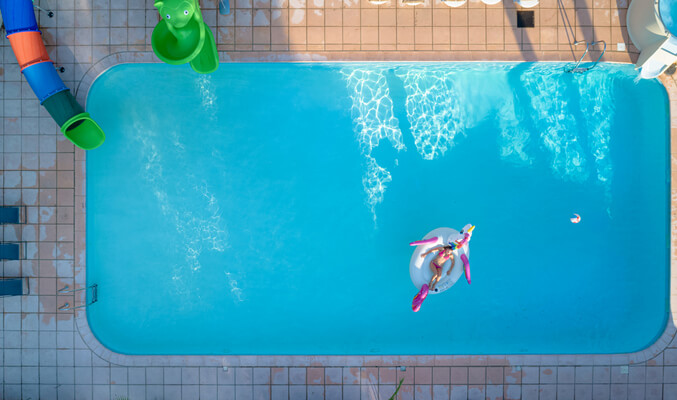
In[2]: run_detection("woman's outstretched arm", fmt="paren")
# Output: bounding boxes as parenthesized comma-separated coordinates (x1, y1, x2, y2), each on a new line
(421, 246, 444, 258)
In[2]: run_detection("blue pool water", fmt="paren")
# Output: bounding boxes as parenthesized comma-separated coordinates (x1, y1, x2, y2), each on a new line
(87, 63, 669, 355)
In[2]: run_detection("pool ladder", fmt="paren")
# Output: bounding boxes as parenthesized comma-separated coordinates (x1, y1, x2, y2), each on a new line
(58, 284, 98, 311)
(567, 40, 606, 73)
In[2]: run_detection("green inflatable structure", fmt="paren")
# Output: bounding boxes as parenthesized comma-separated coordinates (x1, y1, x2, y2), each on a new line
(151, 0, 219, 74)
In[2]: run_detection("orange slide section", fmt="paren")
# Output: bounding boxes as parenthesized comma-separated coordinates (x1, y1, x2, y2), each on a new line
(8, 30, 51, 70)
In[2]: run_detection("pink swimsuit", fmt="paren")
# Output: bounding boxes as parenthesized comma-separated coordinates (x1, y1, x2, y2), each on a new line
(433, 250, 451, 269)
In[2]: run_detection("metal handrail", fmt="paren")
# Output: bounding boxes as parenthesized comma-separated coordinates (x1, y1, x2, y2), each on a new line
(58, 284, 94, 293)
(32, 0, 54, 18)
(58, 284, 98, 311)
(567, 40, 606, 73)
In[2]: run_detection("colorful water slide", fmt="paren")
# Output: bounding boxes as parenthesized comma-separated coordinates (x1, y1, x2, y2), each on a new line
(152, 0, 218, 74)
(0, 0, 105, 150)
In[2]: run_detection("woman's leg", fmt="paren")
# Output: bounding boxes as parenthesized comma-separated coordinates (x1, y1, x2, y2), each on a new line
(429, 260, 438, 273)
(428, 262, 440, 288)
(428, 274, 437, 289)
(430, 267, 442, 290)
(436, 270, 442, 286)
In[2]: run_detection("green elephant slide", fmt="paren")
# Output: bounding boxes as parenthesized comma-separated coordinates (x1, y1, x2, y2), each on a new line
(151, 0, 218, 74)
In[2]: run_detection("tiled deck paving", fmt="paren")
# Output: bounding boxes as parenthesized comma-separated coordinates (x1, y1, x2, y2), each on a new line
(2, 0, 677, 399)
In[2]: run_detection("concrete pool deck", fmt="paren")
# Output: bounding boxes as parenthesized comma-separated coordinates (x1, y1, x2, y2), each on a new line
(2, 0, 677, 399)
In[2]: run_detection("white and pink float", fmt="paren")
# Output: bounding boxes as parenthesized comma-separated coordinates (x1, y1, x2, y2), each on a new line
(409, 224, 474, 312)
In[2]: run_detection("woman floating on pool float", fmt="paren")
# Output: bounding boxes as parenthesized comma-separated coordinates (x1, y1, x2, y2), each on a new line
(420, 245, 456, 291)
(409, 224, 474, 312)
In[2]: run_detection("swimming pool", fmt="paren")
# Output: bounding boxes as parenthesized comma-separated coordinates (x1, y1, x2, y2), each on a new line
(86, 62, 669, 355)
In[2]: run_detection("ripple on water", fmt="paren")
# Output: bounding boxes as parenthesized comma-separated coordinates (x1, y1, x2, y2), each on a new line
(196, 74, 217, 115)
(395, 68, 467, 160)
(342, 64, 620, 219)
(131, 111, 239, 305)
(574, 70, 616, 194)
(520, 65, 589, 183)
(342, 68, 404, 222)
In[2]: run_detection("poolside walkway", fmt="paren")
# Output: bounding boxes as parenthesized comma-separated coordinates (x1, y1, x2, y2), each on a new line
(2, 0, 677, 399)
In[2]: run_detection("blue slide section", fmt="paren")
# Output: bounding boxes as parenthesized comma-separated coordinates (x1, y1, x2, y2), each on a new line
(0, 0, 39, 34)
(0, 0, 67, 103)
(22, 62, 68, 103)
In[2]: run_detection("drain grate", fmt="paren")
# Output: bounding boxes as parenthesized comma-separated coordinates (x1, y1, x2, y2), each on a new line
(516, 10, 535, 28)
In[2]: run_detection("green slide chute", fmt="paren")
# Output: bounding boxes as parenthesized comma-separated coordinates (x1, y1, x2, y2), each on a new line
(151, 0, 218, 74)
(42, 90, 106, 150)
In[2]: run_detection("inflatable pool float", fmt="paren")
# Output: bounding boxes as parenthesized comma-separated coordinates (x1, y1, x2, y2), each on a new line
(409, 225, 473, 296)
(412, 284, 429, 313)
